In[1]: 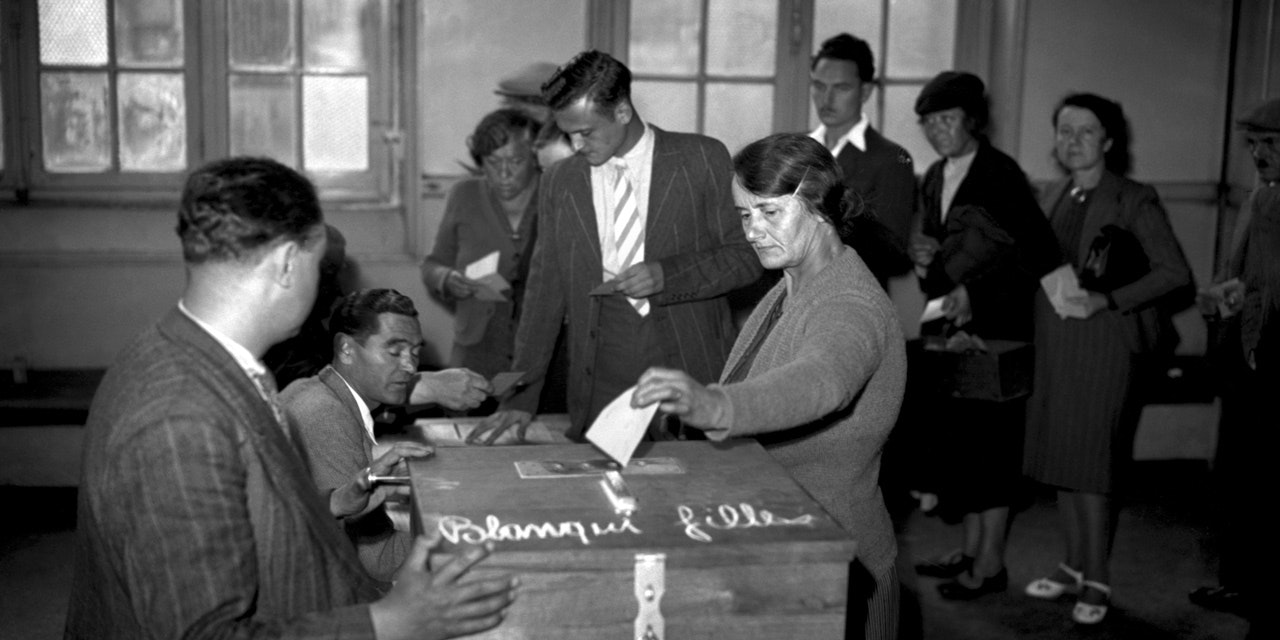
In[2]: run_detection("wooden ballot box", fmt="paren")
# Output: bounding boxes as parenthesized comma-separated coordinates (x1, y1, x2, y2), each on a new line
(408, 440, 857, 639)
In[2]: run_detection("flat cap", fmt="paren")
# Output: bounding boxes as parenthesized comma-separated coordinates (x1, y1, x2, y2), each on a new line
(1237, 97, 1280, 132)
(915, 71, 985, 116)
(495, 62, 560, 101)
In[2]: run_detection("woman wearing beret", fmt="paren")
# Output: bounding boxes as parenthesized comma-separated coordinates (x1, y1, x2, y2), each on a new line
(1023, 93, 1192, 624)
(632, 133, 906, 640)
(905, 71, 1061, 601)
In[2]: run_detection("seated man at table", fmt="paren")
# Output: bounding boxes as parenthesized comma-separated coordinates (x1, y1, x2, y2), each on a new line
(282, 288, 493, 580)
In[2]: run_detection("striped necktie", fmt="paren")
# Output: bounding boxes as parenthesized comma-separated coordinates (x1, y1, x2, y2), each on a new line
(611, 161, 649, 316)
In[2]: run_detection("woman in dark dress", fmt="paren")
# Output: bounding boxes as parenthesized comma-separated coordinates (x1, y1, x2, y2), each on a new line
(906, 72, 1061, 602)
(1023, 93, 1192, 624)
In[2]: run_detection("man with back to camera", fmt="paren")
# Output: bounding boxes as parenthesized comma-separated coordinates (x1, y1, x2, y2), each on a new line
(64, 156, 516, 640)
(282, 288, 492, 582)
(809, 32, 916, 287)
(470, 50, 763, 443)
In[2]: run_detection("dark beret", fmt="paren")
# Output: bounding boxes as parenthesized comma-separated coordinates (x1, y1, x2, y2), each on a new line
(1237, 97, 1280, 133)
(495, 62, 559, 100)
(915, 71, 986, 117)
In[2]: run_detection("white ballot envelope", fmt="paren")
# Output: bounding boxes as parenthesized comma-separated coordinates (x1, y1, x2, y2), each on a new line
(464, 251, 511, 302)
(920, 297, 947, 324)
(1040, 264, 1090, 319)
(585, 385, 658, 468)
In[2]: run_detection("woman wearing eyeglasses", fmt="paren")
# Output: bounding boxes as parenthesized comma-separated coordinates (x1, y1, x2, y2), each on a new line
(903, 71, 1060, 602)
(421, 109, 546, 387)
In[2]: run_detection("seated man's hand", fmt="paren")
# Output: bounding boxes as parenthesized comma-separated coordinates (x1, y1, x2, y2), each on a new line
(411, 369, 492, 410)
(614, 261, 664, 298)
(330, 441, 433, 519)
(371, 534, 517, 640)
(466, 410, 533, 445)
(631, 367, 727, 431)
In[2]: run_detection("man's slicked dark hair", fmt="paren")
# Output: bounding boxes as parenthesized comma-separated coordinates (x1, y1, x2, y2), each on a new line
(328, 288, 419, 345)
(177, 157, 322, 264)
(541, 50, 631, 115)
(811, 33, 875, 83)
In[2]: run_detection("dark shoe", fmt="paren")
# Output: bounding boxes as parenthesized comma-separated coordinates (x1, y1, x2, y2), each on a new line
(915, 551, 974, 578)
(938, 568, 1009, 600)
(1189, 585, 1247, 615)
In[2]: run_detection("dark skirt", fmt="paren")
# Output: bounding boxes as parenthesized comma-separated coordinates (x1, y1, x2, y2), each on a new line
(1023, 293, 1143, 494)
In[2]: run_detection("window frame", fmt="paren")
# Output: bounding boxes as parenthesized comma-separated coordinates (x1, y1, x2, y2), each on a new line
(0, 0, 403, 206)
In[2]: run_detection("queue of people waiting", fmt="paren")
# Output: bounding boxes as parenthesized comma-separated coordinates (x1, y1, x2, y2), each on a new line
(61, 34, 1277, 640)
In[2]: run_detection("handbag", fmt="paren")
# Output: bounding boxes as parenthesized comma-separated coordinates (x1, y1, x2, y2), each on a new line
(1079, 224, 1148, 293)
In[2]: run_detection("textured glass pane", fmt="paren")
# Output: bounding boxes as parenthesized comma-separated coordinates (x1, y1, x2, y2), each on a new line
(704, 83, 772, 156)
(116, 0, 184, 67)
(230, 0, 296, 70)
(813, 0, 882, 77)
(886, 0, 956, 77)
(882, 84, 932, 176)
(629, 0, 701, 75)
(304, 0, 370, 71)
(303, 76, 367, 171)
(41, 72, 112, 172)
(631, 80, 697, 134)
(118, 72, 186, 171)
(229, 74, 298, 167)
(706, 0, 775, 76)
(39, 0, 108, 66)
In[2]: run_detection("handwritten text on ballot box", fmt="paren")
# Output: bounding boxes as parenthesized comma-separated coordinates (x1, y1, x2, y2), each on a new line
(408, 440, 858, 639)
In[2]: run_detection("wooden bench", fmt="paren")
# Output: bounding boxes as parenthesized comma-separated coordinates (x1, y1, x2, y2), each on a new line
(0, 369, 104, 486)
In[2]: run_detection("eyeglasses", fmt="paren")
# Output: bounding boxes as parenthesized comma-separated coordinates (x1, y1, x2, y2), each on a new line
(918, 112, 962, 128)
(1245, 135, 1279, 153)
(483, 155, 531, 173)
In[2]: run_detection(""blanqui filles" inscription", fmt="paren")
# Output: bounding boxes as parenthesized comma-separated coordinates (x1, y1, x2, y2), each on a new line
(435, 503, 815, 546)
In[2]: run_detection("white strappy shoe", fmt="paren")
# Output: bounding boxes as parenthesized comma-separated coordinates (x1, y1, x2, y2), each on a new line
(1072, 580, 1112, 625)
(1025, 563, 1083, 600)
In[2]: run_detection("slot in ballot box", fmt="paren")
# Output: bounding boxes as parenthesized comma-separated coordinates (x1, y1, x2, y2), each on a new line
(408, 439, 857, 639)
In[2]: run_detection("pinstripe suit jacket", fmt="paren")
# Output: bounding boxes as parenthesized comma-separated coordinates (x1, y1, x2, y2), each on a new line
(506, 127, 763, 435)
(65, 309, 380, 640)
(1039, 172, 1193, 353)
(282, 365, 411, 582)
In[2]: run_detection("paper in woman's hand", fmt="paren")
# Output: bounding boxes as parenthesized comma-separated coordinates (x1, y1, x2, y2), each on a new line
(585, 385, 658, 467)
(1040, 264, 1089, 319)
(464, 250, 511, 301)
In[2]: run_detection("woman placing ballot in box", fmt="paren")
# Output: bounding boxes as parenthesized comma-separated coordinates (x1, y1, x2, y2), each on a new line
(630, 133, 906, 640)
(421, 109, 543, 381)
(1022, 93, 1192, 625)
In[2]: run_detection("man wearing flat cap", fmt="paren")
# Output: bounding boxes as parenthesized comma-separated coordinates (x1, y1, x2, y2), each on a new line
(903, 70, 1060, 601)
(1191, 97, 1280, 640)
(495, 61, 559, 122)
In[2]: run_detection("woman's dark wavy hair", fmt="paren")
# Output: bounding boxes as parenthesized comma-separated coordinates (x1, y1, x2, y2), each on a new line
(177, 157, 322, 264)
(466, 108, 540, 168)
(1052, 92, 1132, 176)
(732, 133, 865, 244)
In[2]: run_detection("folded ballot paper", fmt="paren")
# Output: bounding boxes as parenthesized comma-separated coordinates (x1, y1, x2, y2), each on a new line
(464, 251, 511, 302)
(585, 385, 659, 467)
(1040, 264, 1090, 319)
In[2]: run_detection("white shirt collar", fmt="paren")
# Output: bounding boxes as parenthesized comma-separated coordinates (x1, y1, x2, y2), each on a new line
(177, 299, 266, 380)
(809, 115, 869, 157)
(614, 120, 654, 169)
(331, 369, 377, 444)
(945, 147, 978, 177)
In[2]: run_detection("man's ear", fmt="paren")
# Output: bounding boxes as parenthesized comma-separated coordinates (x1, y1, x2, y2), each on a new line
(613, 100, 633, 125)
(266, 240, 301, 288)
(860, 82, 877, 106)
(335, 333, 356, 364)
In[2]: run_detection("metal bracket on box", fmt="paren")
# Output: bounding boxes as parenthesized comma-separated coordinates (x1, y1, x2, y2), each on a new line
(634, 553, 665, 640)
